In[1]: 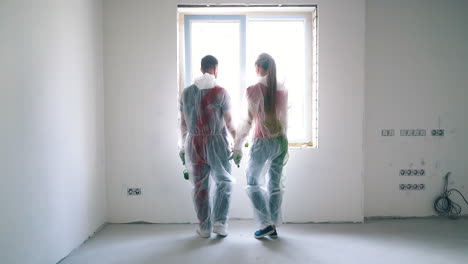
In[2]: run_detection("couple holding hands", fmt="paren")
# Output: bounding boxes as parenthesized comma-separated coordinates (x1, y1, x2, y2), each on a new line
(179, 53, 288, 239)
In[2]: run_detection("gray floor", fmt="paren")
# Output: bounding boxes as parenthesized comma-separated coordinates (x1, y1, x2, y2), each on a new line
(60, 218, 468, 264)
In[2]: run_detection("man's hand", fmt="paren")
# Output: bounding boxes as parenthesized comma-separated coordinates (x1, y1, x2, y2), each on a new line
(179, 149, 186, 165)
(230, 149, 242, 168)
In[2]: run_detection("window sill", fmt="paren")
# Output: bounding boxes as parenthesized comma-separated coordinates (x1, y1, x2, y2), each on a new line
(288, 142, 315, 149)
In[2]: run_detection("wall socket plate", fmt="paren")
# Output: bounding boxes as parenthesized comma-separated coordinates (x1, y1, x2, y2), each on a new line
(399, 184, 425, 190)
(127, 188, 142, 196)
(381, 129, 395, 136)
(431, 129, 444, 136)
(400, 129, 426, 136)
(400, 169, 425, 176)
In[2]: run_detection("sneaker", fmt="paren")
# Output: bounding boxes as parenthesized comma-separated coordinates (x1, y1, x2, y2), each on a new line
(269, 230, 278, 238)
(196, 228, 211, 238)
(213, 224, 228, 237)
(254, 225, 275, 239)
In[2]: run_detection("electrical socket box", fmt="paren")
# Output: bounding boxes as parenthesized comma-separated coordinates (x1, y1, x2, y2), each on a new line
(400, 129, 426, 136)
(127, 188, 142, 196)
(400, 169, 425, 176)
(381, 129, 395, 136)
(414, 129, 426, 136)
(431, 129, 444, 136)
(399, 183, 425, 190)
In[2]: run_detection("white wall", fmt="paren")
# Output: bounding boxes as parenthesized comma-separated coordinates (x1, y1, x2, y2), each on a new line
(104, 0, 365, 223)
(365, 0, 468, 216)
(0, 1, 106, 263)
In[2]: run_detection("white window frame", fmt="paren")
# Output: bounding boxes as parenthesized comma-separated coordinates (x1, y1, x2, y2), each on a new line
(177, 5, 318, 148)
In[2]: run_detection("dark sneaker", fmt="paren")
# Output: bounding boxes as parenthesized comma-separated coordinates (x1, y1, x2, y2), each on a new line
(269, 230, 278, 238)
(254, 225, 275, 239)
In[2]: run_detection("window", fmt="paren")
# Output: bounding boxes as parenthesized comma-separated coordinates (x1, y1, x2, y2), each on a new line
(178, 5, 318, 147)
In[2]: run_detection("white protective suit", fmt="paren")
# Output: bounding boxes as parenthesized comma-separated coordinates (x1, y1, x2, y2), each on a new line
(179, 73, 235, 232)
(234, 76, 288, 228)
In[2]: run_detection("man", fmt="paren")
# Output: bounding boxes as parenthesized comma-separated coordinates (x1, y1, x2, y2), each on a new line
(179, 55, 236, 238)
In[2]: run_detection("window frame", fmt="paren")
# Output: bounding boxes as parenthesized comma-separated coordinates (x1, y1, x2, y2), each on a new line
(183, 15, 246, 89)
(178, 6, 318, 148)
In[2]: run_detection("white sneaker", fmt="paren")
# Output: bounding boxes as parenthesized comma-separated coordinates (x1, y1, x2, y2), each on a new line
(213, 224, 228, 237)
(196, 228, 211, 238)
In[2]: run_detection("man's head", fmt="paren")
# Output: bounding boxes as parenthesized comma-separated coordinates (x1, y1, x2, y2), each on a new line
(200, 55, 218, 78)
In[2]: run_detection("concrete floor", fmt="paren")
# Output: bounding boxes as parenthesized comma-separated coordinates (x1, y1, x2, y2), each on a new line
(60, 218, 468, 264)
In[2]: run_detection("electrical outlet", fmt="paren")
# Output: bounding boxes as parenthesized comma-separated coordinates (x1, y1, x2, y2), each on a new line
(400, 169, 425, 176)
(127, 188, 142, 196)
(381, 129, 395, 136)
(400, 129, 426, 136)
(399, 183, 425, 191)
(432, 129, 444, 136)
(413, 129, 426, 136)
(134, 188, 141, 195)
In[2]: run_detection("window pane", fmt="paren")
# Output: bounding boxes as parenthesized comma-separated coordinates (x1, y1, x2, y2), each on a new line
(247, 19, 308, 143)
(190, 21, 241, 114)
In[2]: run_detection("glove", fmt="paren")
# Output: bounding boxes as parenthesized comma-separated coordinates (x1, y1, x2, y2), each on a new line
(230, 149, 242, 168)
(179, 149, 186, 165)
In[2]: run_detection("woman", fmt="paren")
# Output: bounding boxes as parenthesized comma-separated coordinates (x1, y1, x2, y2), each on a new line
(233, 53, 288, 238)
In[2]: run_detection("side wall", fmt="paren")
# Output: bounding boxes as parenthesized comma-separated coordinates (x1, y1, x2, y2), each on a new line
(0, 1, 106, 263)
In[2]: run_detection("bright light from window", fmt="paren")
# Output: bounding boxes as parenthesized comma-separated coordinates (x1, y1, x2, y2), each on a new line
(182, 12, 316, 146)
(246, 19, 308, 143)
(190, 21, 241, 114)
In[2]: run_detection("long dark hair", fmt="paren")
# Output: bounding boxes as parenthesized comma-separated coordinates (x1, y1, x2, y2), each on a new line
(255, 53, 277, 114)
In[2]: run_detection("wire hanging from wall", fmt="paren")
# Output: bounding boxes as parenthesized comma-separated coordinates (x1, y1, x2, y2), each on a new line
(434, 172, 468, 219)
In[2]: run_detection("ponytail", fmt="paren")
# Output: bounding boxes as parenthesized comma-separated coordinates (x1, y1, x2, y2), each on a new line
(255, 53, 277, 114)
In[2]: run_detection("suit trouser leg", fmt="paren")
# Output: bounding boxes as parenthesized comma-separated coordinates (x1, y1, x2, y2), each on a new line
(268, 151, 286, 225)
(246, 141, 271, 228)
(190, 164, 211, 231)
